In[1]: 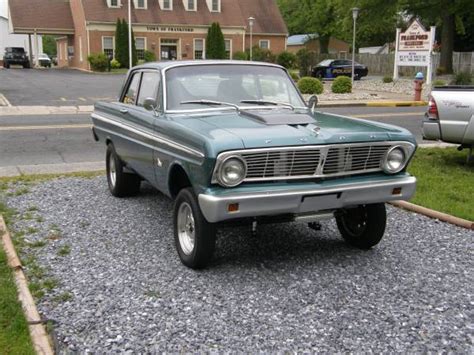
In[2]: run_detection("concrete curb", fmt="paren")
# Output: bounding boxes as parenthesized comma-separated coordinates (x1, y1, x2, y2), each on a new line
(318, 100, 427, 108)
(391, 200, 474, 230)
(0, 162, 105, 178)
(0, 106, 94, 116)
(0, 216, 54, 355)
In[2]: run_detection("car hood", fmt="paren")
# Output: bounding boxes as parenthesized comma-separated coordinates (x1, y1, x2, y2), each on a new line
(171, 109, 413, 150)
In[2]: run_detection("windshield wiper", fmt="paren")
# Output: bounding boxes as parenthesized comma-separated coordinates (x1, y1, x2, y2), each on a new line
(180, 100, 239, 111)
(240, 99, 299, 110)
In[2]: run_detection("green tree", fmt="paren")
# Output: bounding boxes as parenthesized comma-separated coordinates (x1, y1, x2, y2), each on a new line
(206, 22, 226, 59)
(42, 35, 57, 56)
(114, 19, 126, 66)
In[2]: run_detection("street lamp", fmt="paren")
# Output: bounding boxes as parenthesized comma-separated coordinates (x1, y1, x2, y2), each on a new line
(128, 0, 132, 69)
(351, 7, 359, 85)
(248, 17, 255, 61)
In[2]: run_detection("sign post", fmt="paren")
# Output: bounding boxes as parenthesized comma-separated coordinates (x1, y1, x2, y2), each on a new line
(393, 19, 435, 84)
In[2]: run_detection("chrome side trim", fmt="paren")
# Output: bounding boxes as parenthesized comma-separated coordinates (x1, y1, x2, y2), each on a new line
(91, 113, 205, 158)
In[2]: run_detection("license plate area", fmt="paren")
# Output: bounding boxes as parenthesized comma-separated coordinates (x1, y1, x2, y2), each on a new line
(300, 193, 342, 213)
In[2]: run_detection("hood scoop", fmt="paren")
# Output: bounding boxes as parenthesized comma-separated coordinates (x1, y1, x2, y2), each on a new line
(241, 110, 315, 126)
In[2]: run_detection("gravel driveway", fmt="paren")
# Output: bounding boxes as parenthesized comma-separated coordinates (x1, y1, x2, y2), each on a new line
(5, 177, 473, 352)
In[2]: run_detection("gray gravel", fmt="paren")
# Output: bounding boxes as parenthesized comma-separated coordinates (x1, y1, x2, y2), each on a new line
(5, 176, 474, 353)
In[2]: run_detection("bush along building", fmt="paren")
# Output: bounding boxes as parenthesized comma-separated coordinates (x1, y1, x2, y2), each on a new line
(8, 0, 288, 70)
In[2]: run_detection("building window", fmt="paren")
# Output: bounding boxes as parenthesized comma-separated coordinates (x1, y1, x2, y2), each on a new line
(108, 0, 120, 8)
(187, 0, 196, 11)
(194, 39, 204, 59)
(259, 40, 270, 50)
(136, 37, 146, 60)
(161, 0, 172, 10)
(224, 39, 231, 59)
(212, 0, 219, 11)
(102, 36, 114, 58)
(79, 36, 83, 62)
(134, 0, 147, 9)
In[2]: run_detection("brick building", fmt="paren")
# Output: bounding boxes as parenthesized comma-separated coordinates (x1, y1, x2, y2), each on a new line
(287, 34, 350, 55)
(8, 0, 288, 70)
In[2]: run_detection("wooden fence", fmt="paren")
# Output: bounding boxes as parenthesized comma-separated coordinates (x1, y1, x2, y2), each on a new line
(306, 52, 474, 76)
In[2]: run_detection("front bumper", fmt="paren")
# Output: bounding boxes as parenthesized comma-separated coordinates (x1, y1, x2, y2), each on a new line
(198, 174, 417, 223)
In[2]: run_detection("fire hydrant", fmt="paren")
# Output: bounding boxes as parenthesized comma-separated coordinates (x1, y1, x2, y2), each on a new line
(414, 72, 424, 101)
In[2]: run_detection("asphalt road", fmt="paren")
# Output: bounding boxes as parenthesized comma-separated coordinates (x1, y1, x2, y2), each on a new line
(0, 68, 125, 106)
(0, 107, 427, 169)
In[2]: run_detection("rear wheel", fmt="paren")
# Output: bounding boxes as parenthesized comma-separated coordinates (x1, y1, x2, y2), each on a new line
(173, 187, 216, 269)
(336, 203, 386, 249)
(23, 62, 30, 69)
(4, 61, 9, 69)
(106, 144, 141, 197)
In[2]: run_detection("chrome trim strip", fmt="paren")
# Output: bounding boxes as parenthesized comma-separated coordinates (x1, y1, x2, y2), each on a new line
(91, 113, 205, 158)
(211, 141, 416, 185)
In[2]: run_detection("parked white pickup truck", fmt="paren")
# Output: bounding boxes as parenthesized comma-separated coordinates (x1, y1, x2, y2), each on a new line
(422, 86, 474, 161)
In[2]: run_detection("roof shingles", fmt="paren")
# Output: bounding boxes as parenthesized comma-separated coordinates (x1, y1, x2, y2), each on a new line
(9, 0, 287, 35)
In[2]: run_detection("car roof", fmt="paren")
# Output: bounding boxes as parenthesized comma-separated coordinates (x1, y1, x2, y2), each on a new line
(134, 60, 285, 71)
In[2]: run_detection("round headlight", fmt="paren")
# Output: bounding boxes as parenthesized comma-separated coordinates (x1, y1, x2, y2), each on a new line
(384, 146, 406, 174)
(218, 157, 247, 187)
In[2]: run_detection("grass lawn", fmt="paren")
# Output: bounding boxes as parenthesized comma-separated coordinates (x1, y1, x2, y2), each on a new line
(0, 203, 35, 354)
(408, 147, 474, 221)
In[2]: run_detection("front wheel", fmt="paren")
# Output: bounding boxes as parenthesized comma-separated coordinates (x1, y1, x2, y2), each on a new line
(174, 188, 216, 269)
(336, 203, 386, 249)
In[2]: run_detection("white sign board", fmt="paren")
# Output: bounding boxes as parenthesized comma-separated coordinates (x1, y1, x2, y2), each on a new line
(393, 19, 436, 84)
(398, 19, 431, 51)
(396, 51, 430, 66)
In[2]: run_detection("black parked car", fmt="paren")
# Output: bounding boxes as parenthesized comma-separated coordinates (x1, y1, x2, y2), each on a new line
(311, 59, 368, 80)
(3, 47, 30, 68)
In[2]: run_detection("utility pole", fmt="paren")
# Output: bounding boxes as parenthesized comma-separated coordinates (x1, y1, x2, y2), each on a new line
(128, 0, 132, 68)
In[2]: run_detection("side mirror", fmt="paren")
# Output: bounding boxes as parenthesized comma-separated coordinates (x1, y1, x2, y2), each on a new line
(143, 97, 158, 112)
(307, 95, 318, 113)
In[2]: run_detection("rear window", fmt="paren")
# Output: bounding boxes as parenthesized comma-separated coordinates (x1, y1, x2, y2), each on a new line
(7, 48, 25, 53)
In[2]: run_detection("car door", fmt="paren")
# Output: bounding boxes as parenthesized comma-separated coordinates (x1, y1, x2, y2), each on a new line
(122, 70, 161, 184)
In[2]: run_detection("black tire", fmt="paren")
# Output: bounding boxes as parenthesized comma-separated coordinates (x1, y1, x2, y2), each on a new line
(23, 62, 30, 69)
(173, 187, 216, 269)
(4, 62, 9, 69)
(106, 144, 141, 197)
(336, 203, 386, 249)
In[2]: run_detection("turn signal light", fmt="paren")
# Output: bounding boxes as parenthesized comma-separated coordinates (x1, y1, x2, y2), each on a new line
(392, 187, 402, 195)
(228, 203, 239, 212)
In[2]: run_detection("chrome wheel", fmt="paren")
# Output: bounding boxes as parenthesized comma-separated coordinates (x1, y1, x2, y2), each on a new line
(108, 155, 117, 188)
(177, 202, 195, 255)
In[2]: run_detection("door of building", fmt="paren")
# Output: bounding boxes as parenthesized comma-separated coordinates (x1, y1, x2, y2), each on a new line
(160, 39, 178, 61)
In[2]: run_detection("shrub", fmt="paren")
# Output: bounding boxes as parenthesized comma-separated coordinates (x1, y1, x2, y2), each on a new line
(382, 76, 393, 83)
(332, 76, 352, 93)
(433, 79, 446, 86)
(276, 51, 297, 69)
(289, 71, 300, 82)
(297, 77, 324, 95)
(88, 53, 108, 72)
(451, 71, 473, 85)
(110, 59, 121, 69)
(436, 66, 446, 76)
(233, 51, 248, 60)
(296, 48, 311, 77)
(251, 46, 276, 63)
(144, 50, 156, 62)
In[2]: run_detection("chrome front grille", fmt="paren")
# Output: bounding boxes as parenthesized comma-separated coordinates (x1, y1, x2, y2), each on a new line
(237, 143, 392, 181)
(323, 145, 390, 175)
(242, 150, 321, 178)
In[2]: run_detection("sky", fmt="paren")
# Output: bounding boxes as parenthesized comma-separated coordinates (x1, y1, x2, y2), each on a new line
(0, 0, 7, 18)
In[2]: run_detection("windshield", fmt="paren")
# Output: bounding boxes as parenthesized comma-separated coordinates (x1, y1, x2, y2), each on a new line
(8, 48, 25, 53)
(317, 59, 333, 66)
(165, 64, 305, 111)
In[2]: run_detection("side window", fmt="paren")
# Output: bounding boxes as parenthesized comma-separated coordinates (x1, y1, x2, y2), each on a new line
(137, 72, 161, 107)
(122, 73, 141, 104)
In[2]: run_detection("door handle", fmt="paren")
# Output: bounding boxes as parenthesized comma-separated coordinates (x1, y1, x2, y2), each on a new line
(120, 108, 129, 114)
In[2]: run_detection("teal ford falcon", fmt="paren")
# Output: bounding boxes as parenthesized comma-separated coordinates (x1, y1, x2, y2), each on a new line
(91, 61, 417, 269)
